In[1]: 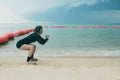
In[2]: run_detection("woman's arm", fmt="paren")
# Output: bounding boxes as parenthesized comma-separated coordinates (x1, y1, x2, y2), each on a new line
(35, 34, 49, 45)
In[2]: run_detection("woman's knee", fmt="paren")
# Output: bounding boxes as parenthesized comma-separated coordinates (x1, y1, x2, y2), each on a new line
(19, 44, 31, 50)
(30, 45, 36, 50)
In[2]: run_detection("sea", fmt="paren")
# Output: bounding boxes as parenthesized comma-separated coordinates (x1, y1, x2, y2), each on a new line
(0, 23, 120, 56)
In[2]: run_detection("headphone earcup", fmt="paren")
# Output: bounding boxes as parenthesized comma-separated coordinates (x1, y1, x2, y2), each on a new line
(35, 26, 38, 33)
(37, 27, 40, 32)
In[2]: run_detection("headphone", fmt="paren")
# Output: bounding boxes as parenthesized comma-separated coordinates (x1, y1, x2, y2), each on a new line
(34, 26, 42, 33)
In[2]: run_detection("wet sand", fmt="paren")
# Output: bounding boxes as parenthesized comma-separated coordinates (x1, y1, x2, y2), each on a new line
(0, 56, 120, 80)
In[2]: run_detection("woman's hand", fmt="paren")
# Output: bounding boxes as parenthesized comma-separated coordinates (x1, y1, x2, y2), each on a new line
(45, 35, 50, 39)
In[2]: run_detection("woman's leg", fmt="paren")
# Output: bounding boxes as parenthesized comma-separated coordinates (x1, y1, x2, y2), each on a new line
(28, 44, 37, 60)
(20, 44, 36, 57)
(19, 44, 36, 62)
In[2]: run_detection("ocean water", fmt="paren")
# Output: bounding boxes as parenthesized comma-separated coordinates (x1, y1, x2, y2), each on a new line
(0, 23, 120, 56)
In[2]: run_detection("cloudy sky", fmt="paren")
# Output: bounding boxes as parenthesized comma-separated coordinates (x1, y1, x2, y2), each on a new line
(0, 0, 120, 24)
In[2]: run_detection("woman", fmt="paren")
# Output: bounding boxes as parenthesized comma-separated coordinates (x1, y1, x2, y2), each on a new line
(16, 25, 50, 64)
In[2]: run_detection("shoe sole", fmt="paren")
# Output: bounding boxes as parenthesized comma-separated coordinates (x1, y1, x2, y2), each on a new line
(26, 61, 37, 65)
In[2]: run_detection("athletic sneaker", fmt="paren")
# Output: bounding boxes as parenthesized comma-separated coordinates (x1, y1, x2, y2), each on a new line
(31, 58, 38, 61)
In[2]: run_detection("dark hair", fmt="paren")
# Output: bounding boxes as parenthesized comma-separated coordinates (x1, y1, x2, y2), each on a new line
(34, 25, 43, 33)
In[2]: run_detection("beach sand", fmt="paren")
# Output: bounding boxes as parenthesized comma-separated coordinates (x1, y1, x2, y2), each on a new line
(0, 56, 120, 80)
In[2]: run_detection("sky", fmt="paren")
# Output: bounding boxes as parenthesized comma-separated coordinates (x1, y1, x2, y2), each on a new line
(0, 0, 120, 25)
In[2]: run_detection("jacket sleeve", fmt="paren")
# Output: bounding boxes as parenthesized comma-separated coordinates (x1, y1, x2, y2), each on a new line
(34, 34, 48, 45)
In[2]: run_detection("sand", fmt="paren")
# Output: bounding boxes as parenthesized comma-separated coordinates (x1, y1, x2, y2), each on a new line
(0, 56, 120, 80)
